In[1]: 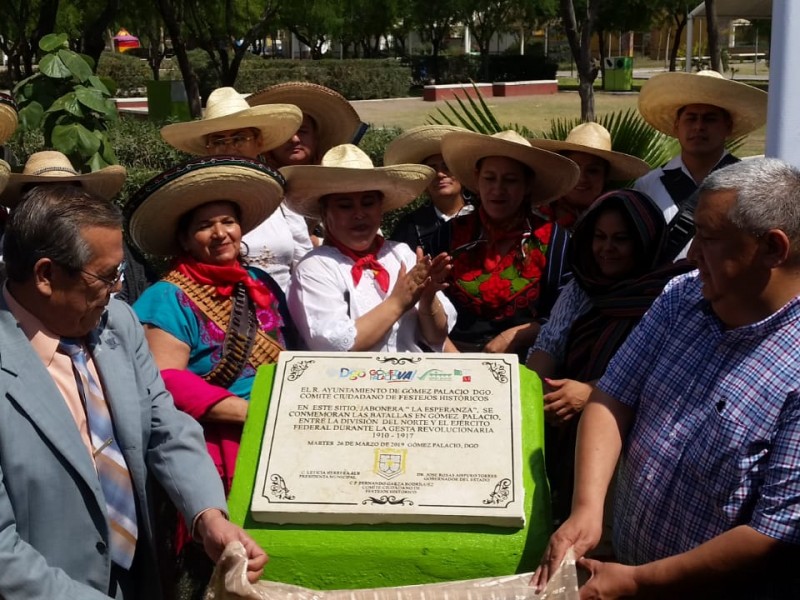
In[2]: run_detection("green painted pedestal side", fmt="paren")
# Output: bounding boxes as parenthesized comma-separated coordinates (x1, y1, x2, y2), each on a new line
(227, 364, 550, 589)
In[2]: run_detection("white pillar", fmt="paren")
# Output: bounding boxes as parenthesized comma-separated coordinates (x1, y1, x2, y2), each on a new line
(464, 25, 471, 54)
(765, 0, 800, 167)
(685, 15, 694, 72)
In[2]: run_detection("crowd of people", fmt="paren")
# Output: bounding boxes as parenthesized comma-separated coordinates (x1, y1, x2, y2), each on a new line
(0, 67, 797, 600)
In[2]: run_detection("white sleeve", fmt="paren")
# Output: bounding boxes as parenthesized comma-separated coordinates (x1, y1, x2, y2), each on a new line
(530, 280, 591, 364)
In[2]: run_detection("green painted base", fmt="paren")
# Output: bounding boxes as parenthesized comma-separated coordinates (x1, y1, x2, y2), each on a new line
(228, 364, 550, 589)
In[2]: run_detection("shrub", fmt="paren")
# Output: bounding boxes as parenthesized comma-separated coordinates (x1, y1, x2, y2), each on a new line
(409, 55, 557, 85)
(97, 52, 151, 97)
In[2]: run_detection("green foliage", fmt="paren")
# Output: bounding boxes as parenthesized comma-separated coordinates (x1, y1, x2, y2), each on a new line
(97, 52, 152, 97)
(13, 33, 119, 171)
(428, 82, 532, 135)
(410, 55, 557, 85)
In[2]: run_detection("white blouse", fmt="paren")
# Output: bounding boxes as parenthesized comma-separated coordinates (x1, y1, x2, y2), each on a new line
(244, 203, 313, 293)
(288, 241, 457, 352)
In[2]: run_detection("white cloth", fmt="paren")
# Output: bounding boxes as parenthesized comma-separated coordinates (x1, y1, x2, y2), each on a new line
(288, 241, 457, 352)
(633, 152, 733, 260)
(244, 203, 313, 293)
(529, 279, 592, 363)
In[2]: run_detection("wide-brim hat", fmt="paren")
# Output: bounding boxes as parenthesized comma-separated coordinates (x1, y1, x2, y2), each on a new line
(0, 159, 10, 192)
(530, 122, 650, 181)
(441, 130, 580, 205)
(0, 151, 126, 208)
(160, 86, 303, 156)
(281, 144, 434, 219)
(126, 156, 285, 256)
(0, 93, 18, 146)
(383, 125, 467, 166)
(247, 82, 362, 158)
(638, 70, 768, 138)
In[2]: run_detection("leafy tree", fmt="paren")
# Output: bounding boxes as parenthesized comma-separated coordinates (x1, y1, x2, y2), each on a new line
(13, 33, 119, 170)
(654, 0, 691, 72)
(154, 0, 202, 117)
(279, 0, 343, 59)
(340, 0, 399, 58)
(0, 0, 60, 81)
(408, 0, 463, 82)
(460, 0, 521, 79)
(560, 0, 605, 122)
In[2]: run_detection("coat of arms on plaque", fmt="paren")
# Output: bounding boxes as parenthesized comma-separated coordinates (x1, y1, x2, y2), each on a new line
(374, 448, 406, 480)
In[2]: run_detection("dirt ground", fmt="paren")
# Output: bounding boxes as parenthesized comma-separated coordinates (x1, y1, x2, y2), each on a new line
(350, 91, 766, 157)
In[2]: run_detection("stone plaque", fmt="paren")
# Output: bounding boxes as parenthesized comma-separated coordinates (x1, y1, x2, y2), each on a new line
(251, 352, 524, 527)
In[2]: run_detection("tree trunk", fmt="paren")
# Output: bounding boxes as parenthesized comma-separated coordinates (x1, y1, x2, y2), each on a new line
(705, 0, 721, 72)
(669, 13, 688, 72)
(156, 0, 202, 118)
(560, 0, 600, 122)
(597, 27, 606, 89)
(80, 0, 120, 69)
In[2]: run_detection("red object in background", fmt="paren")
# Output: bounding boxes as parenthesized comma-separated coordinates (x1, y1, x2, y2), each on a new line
(113, 29, 140, 53)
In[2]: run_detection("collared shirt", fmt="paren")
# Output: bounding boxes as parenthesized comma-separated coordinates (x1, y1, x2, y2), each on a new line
(2, 285, 99, 462)
(598, 272, 800, 566)
(529, 279, 591, 363)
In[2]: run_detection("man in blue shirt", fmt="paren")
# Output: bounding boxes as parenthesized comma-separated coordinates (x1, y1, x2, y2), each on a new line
(535, 157, 800, 598)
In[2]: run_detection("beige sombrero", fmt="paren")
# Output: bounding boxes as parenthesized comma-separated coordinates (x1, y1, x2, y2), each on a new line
(126, 156, 285, 257)
(281, 144, 434, 219)
(247, 82, 362, 158)
(0, 93, 18, 146)
(0, 151, 126, 208)
(638, 70, 768, 139)
(530, 122, 650, 181)
(160, 86, 303, 156)
(383, 125, 467, 166)
(0, 160, 10, 193)
(441, 130, 580, 205)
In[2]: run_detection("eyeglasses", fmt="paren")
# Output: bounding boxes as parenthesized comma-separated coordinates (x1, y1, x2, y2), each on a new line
(80, 260, 127, 291)
(205, 135, 255, 151)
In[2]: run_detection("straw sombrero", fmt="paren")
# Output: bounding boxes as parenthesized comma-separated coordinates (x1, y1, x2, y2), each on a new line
(638, 70, 768, 139)
(441, 130, 580, 205)
(247, 82, 362, 157)
(0, 160, 10, 192)
(383, 125, 466, 166)
(126, 156, 284, 256)
(0, 93, 18, 146)
(0, 151, 126, 208)
(160, 87, 303, 156)
(530, 122, 650, 181)
(281, 144, 434, 219)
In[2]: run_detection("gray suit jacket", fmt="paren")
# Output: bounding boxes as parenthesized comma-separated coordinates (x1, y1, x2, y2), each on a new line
(0, 297, 227, 599)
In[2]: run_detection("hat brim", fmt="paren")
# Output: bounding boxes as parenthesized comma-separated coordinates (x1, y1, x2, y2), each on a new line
(247, 83, 362, 156)
(0, 103, 17, 146)
(160, 104, 303, 156)
(383, 125, 466, 166)
(0, 165, 127, 208)
(529, 138, 650, 181)
(127, 157, 284, 256)
(441, 131, 580, 205)
(0, 160, 10, 192)
(638, 72, 768, 138)
(280, 163, 434, 219)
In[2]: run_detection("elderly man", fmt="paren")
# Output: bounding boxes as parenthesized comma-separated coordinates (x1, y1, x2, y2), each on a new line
(0, 185, 266, 598)
(535, 158, 800, 599)
(634, 70, 767, 259)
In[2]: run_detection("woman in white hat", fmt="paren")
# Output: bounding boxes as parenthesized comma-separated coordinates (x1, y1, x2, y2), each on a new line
(384, 125, 474, 256)
(437, 130, 579, 356)
(160, 86, 311, 294)
(530, 122, 650, 228)
(283, 144, 457, 352)
(128, 156, 300, 496)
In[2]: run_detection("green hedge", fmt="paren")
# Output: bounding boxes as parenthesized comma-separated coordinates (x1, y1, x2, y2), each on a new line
(409, 54, 558, 85)
(97, 52, 152, 97)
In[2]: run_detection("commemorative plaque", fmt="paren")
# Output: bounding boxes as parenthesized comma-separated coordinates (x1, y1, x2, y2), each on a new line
(251, 351, 524, 527)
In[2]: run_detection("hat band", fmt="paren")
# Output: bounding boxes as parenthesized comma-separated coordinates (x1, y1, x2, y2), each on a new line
(30, 166, 79, 177)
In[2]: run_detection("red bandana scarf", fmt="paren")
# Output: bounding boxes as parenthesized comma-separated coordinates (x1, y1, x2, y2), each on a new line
(176, 256, 275, 310)
(326, 233, 390, 293)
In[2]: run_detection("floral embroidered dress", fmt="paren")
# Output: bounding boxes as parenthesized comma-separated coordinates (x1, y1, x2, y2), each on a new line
(133, 264, 298, 491)
(443, 207, 553, 350)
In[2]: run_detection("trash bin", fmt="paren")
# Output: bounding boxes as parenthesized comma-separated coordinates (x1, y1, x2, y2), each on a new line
(146, 80, 191, 122)
(603, 56, 633, 91)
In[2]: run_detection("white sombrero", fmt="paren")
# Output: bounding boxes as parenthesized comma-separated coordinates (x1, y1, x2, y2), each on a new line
(638, 70, 768, 139)
(441, 130, 580, 205)
(530, 122, 650, 181)
(0, 151, 126, 208)
(383, 125, 467, 166)
(126, 156, 284, 256)
(281, 144, 434, 219)
(0, 93, 18, 146)
(160, 86, 303, 155)
(247, 82, 362, 158)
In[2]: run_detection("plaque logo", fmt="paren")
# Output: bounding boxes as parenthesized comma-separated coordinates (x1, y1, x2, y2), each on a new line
(374, 448, 407, 480)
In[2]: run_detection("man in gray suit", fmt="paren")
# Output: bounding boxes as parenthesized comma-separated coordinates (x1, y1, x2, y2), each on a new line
(0, 185, 267, 598)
